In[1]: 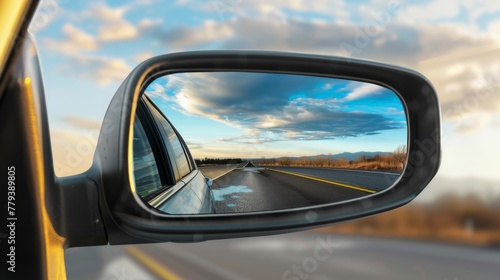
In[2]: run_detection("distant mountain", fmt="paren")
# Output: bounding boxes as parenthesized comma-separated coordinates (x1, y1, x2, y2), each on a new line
(252, 151, 392, 161)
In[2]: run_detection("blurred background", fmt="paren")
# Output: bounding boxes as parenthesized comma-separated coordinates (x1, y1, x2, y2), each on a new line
(30, 0, 500, 279)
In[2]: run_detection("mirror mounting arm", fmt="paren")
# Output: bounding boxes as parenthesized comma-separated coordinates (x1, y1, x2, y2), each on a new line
(53, 175, 108, 248)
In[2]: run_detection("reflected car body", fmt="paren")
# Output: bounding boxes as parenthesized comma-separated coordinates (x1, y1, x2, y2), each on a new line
(133, 95, 215, 214)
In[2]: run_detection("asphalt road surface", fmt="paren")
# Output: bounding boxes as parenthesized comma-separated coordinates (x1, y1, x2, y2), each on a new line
(266, 166, 401, 192)
(210, 166, 369, 213)
(201, 163, 400, 213)
(65, 232, 500, 280)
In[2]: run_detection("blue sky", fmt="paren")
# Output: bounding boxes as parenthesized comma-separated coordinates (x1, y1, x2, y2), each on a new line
(30, 0, 500, 200)
(145, 72, 407, 158)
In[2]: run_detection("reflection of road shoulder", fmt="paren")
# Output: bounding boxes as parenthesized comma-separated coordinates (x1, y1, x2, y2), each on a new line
(198, 164, 241, 179)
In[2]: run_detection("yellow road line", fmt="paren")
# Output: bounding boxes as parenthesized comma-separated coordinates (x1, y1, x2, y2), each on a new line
(126, 246, 182, 280)
(267, 168, 376, 194)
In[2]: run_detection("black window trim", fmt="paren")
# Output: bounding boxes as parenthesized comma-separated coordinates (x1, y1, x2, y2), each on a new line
(135, 99, 176, 202)
(177, 125, 197, 171)
(142, 94, 195, 177)
(139, 94, 203, 208)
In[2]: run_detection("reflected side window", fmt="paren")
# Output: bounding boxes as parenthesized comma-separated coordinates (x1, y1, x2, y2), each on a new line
(144, 98, 192, 181)
(132, 116, 162, 198)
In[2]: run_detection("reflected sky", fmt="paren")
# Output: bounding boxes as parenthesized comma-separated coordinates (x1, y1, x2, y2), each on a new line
(145, 72, 407, 159)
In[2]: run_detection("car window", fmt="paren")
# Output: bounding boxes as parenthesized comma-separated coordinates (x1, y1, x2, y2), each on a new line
(132, 115, 162, 197)
(145, 99, 192, 181)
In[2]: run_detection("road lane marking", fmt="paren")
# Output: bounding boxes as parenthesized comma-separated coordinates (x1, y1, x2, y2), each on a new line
(126, 246, 182, 280)
(267, 168, 376, 194)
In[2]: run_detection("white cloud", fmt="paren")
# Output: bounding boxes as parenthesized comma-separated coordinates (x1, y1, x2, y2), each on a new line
(61, 55, 132, 85)
(89, 3, 125, 21)
(395, 0, 460, 24)
(41, 1, 500, 130)
(180, 0, 348, 20)
(43, 24, 99, 55)
(39, 0, 500, 186)
(88, 3, 138, 41)
(147, 72, 404, 144)
(139, 14, 500, 129)
(463, 0, 500, 23)
(487, 20, 500, 42)
(417, 34, 500, 119)
(138, 18, 163, 29)
(149, 19, 235, 48)
(344, 83, 384, 101)
(42, 3, 140, 56)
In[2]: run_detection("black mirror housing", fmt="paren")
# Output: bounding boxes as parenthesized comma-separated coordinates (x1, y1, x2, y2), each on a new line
(90, 51, 441, 244)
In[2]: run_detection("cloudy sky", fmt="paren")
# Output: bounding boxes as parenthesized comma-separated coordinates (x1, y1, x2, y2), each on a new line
(145, 72, 406, 158)
(31, 0, 500, 200)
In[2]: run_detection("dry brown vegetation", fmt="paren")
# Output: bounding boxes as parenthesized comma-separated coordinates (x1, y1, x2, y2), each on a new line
(316, 193, 500, 246)
(258, 145, 407, 172)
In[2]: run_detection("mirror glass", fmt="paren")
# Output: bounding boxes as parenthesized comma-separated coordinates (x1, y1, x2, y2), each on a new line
(132, 72, 408, 215)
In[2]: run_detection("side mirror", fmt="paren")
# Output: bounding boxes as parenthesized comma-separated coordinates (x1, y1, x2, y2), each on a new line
(91, 51, 440, 244)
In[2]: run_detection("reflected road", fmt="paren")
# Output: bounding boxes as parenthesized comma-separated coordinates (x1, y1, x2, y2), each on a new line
(200, 162, 400, 213)
(210, 167, 369, 213)
(269, 165, 400, 192)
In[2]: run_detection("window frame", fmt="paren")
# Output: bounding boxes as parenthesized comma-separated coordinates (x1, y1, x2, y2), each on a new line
(134, 99, 177, 201)
(142, 95, 194, 178)
(131, 114, 164, 198)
